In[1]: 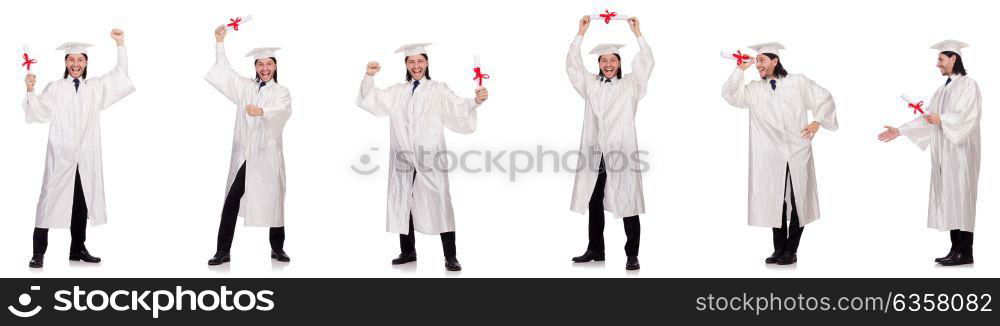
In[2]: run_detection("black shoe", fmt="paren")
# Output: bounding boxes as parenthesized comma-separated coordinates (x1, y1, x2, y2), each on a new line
(392, 251, 416, 265)
(271, 250, 291, 262)
(208, 252, 231, 266)
(765, 251, 784, 264)
(626, 256, 640, 271)
(69, 248, 101, 263)
(572, 250, 606, 263)
(776, 252, 797, 265)
(29, 254, 44, 269)
(939, 252, 973, 266)
(935, 250, 957, 263)
(445, 256, 462, 271)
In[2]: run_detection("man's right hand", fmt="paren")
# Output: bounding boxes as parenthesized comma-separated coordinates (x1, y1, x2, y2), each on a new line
(737, 58, 755, 71)
(878, 125, 900, 142)
(215, 25, 227, 43)
(578, 16, 591, 36)
(366, 61, 381, 76)
(25, 74, 36, 92)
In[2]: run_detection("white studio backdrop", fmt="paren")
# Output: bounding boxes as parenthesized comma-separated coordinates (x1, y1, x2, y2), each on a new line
(0, 0, 995, 278)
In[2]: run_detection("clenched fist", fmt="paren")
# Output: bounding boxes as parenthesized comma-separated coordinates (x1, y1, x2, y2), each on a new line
(366, 61, 381, 76)
(246, 104, 264, 117)
(475, 87, 489, 104)
(110, 28, 125, 46)
(215, 25, 227, 43)
(25, 74, 36, 92)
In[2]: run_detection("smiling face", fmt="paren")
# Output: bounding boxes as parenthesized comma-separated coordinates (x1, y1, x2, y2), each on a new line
(65, 54, 88, 79)
(756, 54, 776, 79)
(936, 53, 956, 76)
(598, 54, 621, 79)
(405, 54, 428, 81)
(255, 58, 276, 83)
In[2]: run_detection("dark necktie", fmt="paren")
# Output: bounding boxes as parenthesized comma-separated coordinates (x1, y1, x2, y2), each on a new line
(412, 80, 420, 94)
(945, 77, 952, 86)
(73, 78, 81, 92)
(770, 79, 777, 91)
(259, 82, 266, 90)
(604, 78, 612, 83)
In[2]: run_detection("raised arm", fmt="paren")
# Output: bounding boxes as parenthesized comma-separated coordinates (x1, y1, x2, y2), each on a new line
(23, 76, 54, 124)
(628, 17, 654, 99)
(92, 28, 136, 110)
(721, 63, 753, 109)
(437, 83, 480, 134)
(355, 61, 394, 117)
(566, 16, 591, 98)
(204, 25, 254, 105)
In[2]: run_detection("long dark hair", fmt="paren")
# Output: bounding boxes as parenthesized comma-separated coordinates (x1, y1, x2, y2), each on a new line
(63, 53, 89, 79)
(941, 51, 968, 76)
(254, 57, 278, 83)
(405, 53, 431, 82)
(762, 53, 788, 79)
(597, 53, 623, 81)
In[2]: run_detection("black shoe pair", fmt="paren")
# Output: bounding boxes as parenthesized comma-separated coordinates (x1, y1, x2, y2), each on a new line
(765, 251, 797, 265)
(572, 251, 639, 270)
(937, 252, 973, 266)
(391, 252, 461, 271)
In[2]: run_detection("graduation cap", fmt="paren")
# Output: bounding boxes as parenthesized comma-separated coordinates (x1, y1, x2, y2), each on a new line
(56, 42, 93, 55)
(589, 44, 626, 56)
(748, 42, 785, 56)
(930, 39, 969, 56)
(395, 43, 432, 57)
(245, 47, 281, 59)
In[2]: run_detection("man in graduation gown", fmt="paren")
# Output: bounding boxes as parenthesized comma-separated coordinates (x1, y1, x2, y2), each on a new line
(878, 40, 981, 266)
(721, 42, 838, 265)
(566, 16, 653, 271)
(356, 43, 488, 271)
(23, 29, 135, 268)
(205, 25, 293, 266)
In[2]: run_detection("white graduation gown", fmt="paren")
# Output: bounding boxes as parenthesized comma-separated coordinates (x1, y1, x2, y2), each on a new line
(356, 76, 479, 235)
(721, 68, 838, 228)
(898, 74, 981, 232)
(566, 35, 654, 218)
(23, 46, 135, 229)
(205, 43, 292, 227)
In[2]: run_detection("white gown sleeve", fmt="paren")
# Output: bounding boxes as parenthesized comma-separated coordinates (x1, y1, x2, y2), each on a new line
(23, 82, 55, 123)
(566, 35, 589, 98)
(630, 36, 655, 99)
(898, 114, 933, 151)
(205, 43, 255, 105)
(91, 46, 136, 110)
(437, 83, 479, 134)
(802, 76, 838, 131)
(721, 68, 751, 109)
(939, 80, 982, 145)
(262, 87, 292, 136)
(355, 75, 394, 117)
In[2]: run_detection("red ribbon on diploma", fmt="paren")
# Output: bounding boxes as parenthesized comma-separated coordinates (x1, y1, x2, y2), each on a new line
(227, 17, 243, 31)
(908, 101, 925, 114)
(600, 10, 617, 24)
(731, 50, 750, 65)
(473, 67, 490, 86)
(22, 53, 37, 71)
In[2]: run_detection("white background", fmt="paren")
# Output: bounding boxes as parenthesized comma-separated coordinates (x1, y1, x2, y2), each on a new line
(0, 0, 995, 278)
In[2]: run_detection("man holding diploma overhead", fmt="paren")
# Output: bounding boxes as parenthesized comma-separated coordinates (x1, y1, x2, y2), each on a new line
(23, 29, 135, 269)
(567, 15, 653, 271)
(205, 25, 293, 266)
(721, 42, 838, 266)
(357, 43, 488, 272)
(877, 40, 981, 266)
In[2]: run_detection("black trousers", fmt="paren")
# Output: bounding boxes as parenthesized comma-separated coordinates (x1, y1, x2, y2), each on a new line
(949, 230, 974, 255)
(586, 158, 640, 257)
(773, 164, 805, 254)
(216, 162, 285, 253)
(399, 169, 457, 257)
(32, 167, 88, 255)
